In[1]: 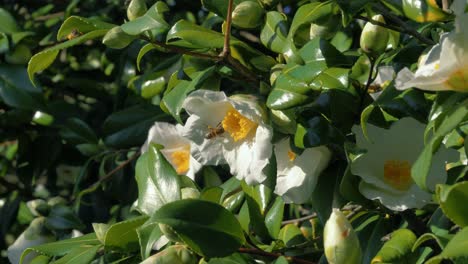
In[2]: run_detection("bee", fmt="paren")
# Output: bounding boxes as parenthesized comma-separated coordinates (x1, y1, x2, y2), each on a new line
(368, 83, 382, 93)
(205, 122, 225, 139)
(66, 29, 82, 40)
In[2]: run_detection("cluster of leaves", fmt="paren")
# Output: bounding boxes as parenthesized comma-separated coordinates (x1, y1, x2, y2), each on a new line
(0, 0, 467, 264)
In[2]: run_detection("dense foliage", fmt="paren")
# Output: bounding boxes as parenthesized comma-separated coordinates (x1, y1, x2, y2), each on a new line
(1, 0, 467, 263)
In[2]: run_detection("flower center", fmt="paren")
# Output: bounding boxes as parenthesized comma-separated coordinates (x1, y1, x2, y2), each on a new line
(287, 150, 297, 162)
(445, 67, 468, 92)
(221, 108, 258, 142)
(170, 150, 190, 175)
(383, 160, 413, 191)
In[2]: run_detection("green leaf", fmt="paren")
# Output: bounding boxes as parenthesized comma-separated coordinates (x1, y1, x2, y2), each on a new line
(27, 30, 109, 84)
(264, 197, 284, 239)
(137, 43, 156, 71)
(162, 66, 215, 122)
(426, 227, 468, 264)
(371, 229, 417, 263)
(102, 26, 135, 49)
(152, 199, 245, 258)
(121, 1, 169, 36)
(278, 224, 306, 247)
(288, 2, 334, 41)
(167, 20, 224, 49)
(137, 221, 163, 259)
(135, 144, 181, 215)
(50, 245, 101, 264)
(0, 65, 44, 110)
(20, 234, 100, 262)
(0, 8, 20, 33)
(201, 0, 246, 19)
(59, 118, 99, 145)
(437, 182, 468, 228)
(103, 216, 148, 251)
(240, 182, 271, 240)
(260, 11, 289, 54)
(200, 187, 223, 203)
(56, 16, 114, 41)
(102, 104, 169, 148)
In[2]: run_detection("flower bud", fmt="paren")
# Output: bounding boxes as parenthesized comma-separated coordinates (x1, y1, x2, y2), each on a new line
(260, 0, 279, 7)
(360, 15, 389, 56)
(232, 1, 265, 29)
(324, 209, 362, 264)
(141, 245, 197, 264)
(102, 26, 135, 49)
(127, 0, 147, 21)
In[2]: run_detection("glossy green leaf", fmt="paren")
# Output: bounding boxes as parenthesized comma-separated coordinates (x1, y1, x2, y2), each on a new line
(137, 221, 163, 259)
(200, 187, 223, 203)
(371, 229, 417, 263)
(162, 66, 215, 122)
(152, 199, 245, 258)
(0, 65, 44, 110)
(288, 2, 334, 41)
(137, 43, 156, 71)
(20, 234, 100, 262)
(102, 26, 135, 49)
(121, 1, 169, 36)
(49, 245, 101, 264)
(264, 197, 284, 239)
(59, 118, 99, 145)
(102, 104, 169, 148)
(278, 224, 306, 247)
(260, 11, 289, 54)
(135, 144, 181, 215)
(28, 30, 109, 84)
(426, 227, 468, 264)
(402, 0, 449, 22)
(0, 8, 20, 33)
(201, 0, 246, 19)
(56, 16, 114, 41)
(103, 216, 148, 251)
(437, 182, 468, 227)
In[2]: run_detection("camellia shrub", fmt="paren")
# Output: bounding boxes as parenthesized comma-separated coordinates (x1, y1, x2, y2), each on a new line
(1, 0, 467, 263)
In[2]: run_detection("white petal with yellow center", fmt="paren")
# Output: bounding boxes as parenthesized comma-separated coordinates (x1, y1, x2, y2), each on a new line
(274, 138, 331, 204)
(351, 118, 459, 211)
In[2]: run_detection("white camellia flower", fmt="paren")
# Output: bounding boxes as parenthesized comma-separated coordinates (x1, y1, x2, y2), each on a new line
(395, 5, 468, 92)
(182, 90, 273, 184)
(351, 118, 459, 211)
(369, 66, 395, 100)
(274, 138, 331, 204)
(142, 122, 202, 179)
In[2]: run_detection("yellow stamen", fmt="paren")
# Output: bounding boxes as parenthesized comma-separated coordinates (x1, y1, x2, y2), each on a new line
(287, 150, 297, 162)
(383, 160, 413, 191)
(221, 108, 258, 142)
(434, 63, 440, 70)
(171, 150, 190, 174)
(445, 68, 468, 92)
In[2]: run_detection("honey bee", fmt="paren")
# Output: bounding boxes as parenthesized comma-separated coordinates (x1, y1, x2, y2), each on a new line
(66, 29, 82, 40)
(368, 84, 382, 93)
(205, 122, 225, 139)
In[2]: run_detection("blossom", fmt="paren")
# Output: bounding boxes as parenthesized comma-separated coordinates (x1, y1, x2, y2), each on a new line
(395, 10, 468, 92)
(182, 90, 273, 184)
(142, 122, 201, 179)
(274, 138, 331, 204)
(369, 66, 395, 100)
(351, 118, 459, 211)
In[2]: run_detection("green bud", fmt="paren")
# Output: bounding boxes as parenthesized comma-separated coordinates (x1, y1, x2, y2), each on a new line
(402, 0, 448, 22)
(232, 1, 265, 29)
(159, 223, 183, 243)
(309, 15, 341, 40)
(127, 0, 147, 21)
(32, 111, 54, 126)
(102, 26, 135, 49)
(141, 245, 197, 264)
(181, 187, 200, 199)
(360, 15, 390, 56)
(324, 209, 361, 264)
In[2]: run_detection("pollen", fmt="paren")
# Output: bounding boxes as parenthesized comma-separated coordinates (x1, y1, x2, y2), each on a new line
(221, 108, 258, 142)
(171, 150, 190, 175)
(288, 150, 297, 162)
(383, 160, 413, 191)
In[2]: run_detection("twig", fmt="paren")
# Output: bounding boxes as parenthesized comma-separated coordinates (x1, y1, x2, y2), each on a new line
(34, 11, 65, 21)
(220, 0, 234, 58)
(356, 15, 405, 33)
(345, 205, 363, 220)
(282, 213, 317, 225)
(372, 3, 435, 45)
(238, 248, 317, 264)
(360, 56, 376, 108)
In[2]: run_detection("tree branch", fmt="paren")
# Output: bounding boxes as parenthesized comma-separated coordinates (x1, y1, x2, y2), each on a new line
(238, 248, 317, 264)
(220, 0, 234, 58)
(282, 213, 317, 225)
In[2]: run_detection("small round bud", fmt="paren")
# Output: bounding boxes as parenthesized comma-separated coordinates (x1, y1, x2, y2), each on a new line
(232, 1, 265, 29)
(360, 14, 390, 56)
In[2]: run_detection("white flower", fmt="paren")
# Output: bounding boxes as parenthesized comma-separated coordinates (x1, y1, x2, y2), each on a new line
(142, 122, 201, 179)
(182, 90, 273, 184)
(369, 66, 395, 100)
(351, 118, 459, 211)
(395, 11, 468, 92)
(274, 138, 331, 204)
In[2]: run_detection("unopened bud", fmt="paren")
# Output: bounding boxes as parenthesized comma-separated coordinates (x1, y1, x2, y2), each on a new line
(232, 1, 265, 29)
(360, 15, 389, 56)
(324, 209, 362, 264)
(141, 245, 197, 264)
